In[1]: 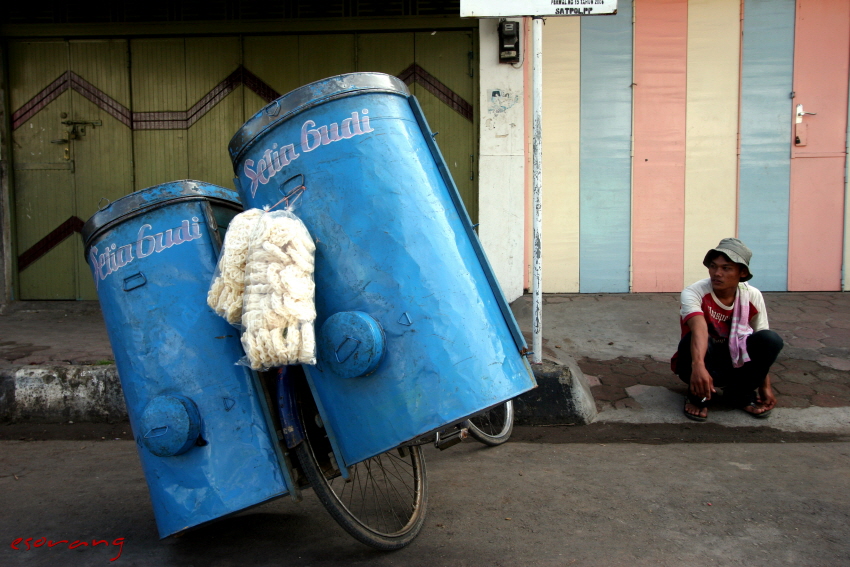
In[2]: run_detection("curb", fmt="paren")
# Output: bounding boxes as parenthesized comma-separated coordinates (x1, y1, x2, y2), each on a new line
(515, 358, 598, 425)
(0, 360, 600, 427)
(0, 365, 127, 423)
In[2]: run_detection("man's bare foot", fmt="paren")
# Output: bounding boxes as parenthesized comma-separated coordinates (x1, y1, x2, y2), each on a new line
(683, 397, 708, 422)
(743, 402, 772, 418)
(684, 402, 708, 420)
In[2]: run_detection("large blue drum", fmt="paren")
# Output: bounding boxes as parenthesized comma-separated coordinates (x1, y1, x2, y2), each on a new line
(229, 73, 536, 467)
(81, 180, 293, 538)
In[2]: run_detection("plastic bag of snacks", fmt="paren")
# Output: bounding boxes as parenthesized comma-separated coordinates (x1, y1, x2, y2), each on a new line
(207, 208, 264, 325)
(208, 208, 316, 368)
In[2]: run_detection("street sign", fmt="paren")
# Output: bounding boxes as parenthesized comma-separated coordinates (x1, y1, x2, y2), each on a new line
(460, 0, 618, 18)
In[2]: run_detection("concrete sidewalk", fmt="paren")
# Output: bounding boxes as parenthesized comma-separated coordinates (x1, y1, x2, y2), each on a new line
(511, 291, 850, 434)
(1, 292, 849, 433)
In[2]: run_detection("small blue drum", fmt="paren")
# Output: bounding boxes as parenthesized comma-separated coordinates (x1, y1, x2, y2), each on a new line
(82, 180, 293, 538)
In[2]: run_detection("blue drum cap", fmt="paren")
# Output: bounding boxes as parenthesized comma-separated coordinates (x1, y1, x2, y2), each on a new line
(140, 395, 202, 457)
(319, 312, 386, 379)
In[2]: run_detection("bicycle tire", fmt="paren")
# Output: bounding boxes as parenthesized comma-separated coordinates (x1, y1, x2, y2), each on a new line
(464, 400, 514, 446)
(295, 396, 427, 550)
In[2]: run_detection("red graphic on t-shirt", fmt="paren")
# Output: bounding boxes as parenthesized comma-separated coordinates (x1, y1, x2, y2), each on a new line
(681, 293, 759, 343)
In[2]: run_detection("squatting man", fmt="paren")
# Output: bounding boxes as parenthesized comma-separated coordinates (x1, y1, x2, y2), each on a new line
(672, 238, 784, 421)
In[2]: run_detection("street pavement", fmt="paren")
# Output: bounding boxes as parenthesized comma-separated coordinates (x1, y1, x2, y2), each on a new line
(2, 438, 849, 567)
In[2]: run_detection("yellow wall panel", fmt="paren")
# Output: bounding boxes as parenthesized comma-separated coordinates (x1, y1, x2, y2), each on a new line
(185, 37, 243, 190)
(299, 35, 356, 85)
(70, 40, 130, 107)
(242, 89, 268, 122)
(130, 39, 187, 112)
(684, 0, 741, 285)
(414, 31, 477, 220)
(415, 31, 474, 102)
(71, 82, 134, 299)
(18, 237, 77, 300)
(357, 33, 413, 76)
(70, 40, 134, 299)
(14, 165, 76, 300)
(133, 131, 189, 190)
(131, 39, 189, 189)
(542, 18, 581, 293)
(243, 36, 300, 100)
(416, 87, 478, 222)
(189, 99, 242, 189)
(10, 42, 78, 299)
(185, 37, 241, 102)
(8, 41, 67, 107)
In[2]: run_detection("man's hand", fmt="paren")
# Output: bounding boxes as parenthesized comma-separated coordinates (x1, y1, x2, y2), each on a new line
(690, 364, 715, 401)
(686, 315, 715, 400)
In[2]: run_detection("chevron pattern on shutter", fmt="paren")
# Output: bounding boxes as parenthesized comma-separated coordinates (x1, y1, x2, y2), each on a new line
(12, 64, 473, 129)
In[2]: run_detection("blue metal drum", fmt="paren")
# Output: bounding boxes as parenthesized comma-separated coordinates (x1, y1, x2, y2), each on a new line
(229, 73, 536, 467)
(81, 180, 293, 538)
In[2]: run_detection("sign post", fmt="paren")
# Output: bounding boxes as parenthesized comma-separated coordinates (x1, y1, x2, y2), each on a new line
(461, 1, 617, 364)
(531, 16, 544, 365)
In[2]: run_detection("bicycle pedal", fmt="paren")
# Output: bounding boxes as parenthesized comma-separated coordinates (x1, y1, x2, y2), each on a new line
(434, 428, 468, 450)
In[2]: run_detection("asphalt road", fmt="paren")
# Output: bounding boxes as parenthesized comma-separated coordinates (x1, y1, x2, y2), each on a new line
(2, 432, 849, 567)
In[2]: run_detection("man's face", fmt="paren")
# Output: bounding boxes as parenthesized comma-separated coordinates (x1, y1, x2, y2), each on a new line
(707, 253, 746, 295)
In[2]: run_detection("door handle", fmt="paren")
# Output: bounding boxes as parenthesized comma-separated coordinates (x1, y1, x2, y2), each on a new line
(795, 104, 817, 124)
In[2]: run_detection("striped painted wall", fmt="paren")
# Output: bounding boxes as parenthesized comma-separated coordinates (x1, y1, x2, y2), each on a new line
(738, 0, 795, 292)
(579, 0, 633, 293)
(538, 0, 850, 293)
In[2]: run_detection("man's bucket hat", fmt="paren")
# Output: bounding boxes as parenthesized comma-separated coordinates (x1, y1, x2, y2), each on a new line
(703, 237, 753, 281)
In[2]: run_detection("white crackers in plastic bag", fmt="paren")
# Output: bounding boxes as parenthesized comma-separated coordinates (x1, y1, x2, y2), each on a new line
(208, 208, 317, 369)
(207, 208, 264, 324)
(240, 210, 316, 368)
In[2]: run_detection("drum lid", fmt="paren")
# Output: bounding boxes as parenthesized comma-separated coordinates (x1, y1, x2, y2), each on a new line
(228, 72, 409, 165)
(81, 180, 240, 249)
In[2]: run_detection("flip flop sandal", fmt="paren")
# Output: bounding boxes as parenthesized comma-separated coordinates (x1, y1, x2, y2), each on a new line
(683, 394, 708, 422)
(742, 400, 772, 419)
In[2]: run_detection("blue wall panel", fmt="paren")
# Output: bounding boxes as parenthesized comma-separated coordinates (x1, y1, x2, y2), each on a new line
(738, 0, 796, 291)
(580, 3, 634, 292)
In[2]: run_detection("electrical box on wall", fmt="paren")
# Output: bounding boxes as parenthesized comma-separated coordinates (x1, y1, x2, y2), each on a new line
(498, 20, 520, 64)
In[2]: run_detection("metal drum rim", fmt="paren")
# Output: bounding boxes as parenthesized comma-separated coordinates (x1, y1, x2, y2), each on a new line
(228, 72, 410, 166)
(81, 180, 241, 250)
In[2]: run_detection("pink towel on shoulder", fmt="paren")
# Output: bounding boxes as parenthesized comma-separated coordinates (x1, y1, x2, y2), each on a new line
(729, 283, 753, 368)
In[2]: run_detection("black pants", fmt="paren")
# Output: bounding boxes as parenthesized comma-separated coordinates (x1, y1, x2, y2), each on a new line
(675, 330, 784, 407)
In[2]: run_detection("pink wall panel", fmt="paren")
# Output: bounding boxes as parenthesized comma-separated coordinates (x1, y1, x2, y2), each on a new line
(789, 157, 846, 290)
(631, 0, 688, 292)
(788, 0, 850, 290)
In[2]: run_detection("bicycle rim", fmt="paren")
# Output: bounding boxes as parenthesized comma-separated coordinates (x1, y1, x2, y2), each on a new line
(296, 402, 427, 549)
(465, 400, 514, 446)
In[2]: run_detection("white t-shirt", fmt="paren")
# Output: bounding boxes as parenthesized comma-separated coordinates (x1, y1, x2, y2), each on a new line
(679, 278, 769, 343)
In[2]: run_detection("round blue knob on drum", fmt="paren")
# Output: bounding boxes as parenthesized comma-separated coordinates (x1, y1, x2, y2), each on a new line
(140, 395, 202, 457)
(319, 312, 386, 379)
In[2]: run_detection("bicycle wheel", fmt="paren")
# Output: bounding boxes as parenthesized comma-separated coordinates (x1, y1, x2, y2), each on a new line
(295, 394, 427, 550)
(464, 400, 514, 446)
